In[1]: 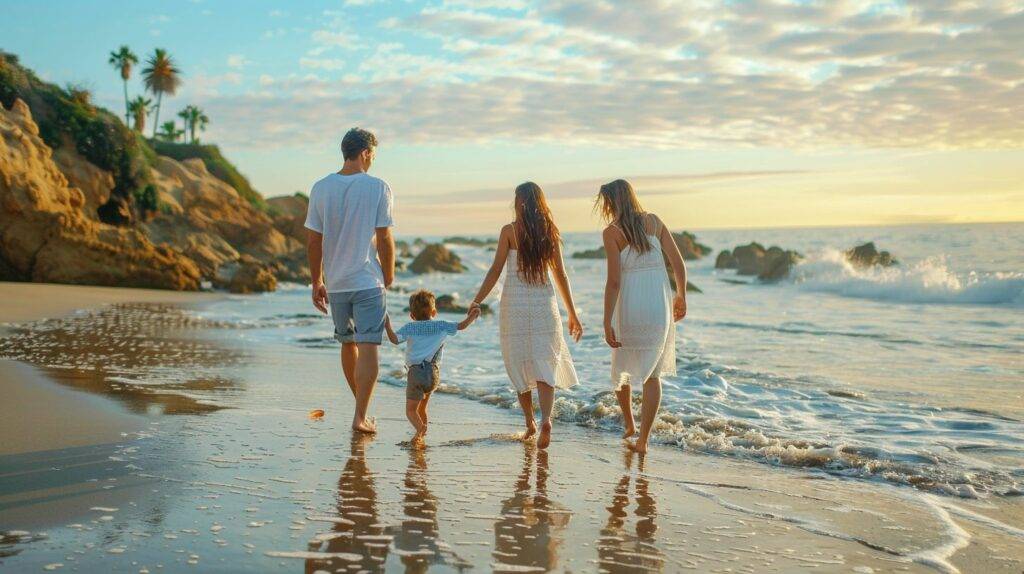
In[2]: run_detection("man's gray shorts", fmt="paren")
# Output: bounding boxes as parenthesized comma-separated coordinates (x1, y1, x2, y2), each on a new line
(406, 358, 440, 401)
(328, 287, 386, 345)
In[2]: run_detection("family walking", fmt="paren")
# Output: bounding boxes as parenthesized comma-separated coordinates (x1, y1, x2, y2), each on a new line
(305, 128, 688, 454)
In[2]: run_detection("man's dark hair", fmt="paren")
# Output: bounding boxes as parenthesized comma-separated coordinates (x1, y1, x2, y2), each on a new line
(341, 127, 378, 160)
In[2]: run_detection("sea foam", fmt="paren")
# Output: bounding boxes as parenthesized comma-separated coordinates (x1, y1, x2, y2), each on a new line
(789, 249, 1024, 306)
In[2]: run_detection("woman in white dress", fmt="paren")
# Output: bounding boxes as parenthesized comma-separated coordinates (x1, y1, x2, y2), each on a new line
(470, 182, 583, 449)
(598, 179, 688, 454)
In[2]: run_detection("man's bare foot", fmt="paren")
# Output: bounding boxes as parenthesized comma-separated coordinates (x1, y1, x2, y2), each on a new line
(523, 420, 537, 441)
(627, 439, 648, 454)
(537, 420, 552, 450)
(622, 423, 636, 440)
(352, 417, 377, 434)
(412, 433, 426, 449)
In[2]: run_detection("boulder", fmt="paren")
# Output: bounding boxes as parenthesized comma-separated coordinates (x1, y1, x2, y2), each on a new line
(715, 249, 737, 269)
(0, 99, 200, 290)
(671, 231, 711, 260)
(228, 258, 277, 293)
(267, 194, 310, 246)
(758, 249, 802, 282)
(409, 243, 467, 274)
(444, 236, 497, 247)
(572, 246, 606, 259)
(846, 242, 897, 268)
(435, 294, 493, 316)
(733, 242, 767, 275)
(395, 240, 413, 259)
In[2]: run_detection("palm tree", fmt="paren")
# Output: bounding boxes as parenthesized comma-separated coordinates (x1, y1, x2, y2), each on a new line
(157, 120, 183, 142)
(108, 46, 138, 126)
(128, 95, 153, 133)
(141, 48, 182, 138)
(177, 105, 210, 144)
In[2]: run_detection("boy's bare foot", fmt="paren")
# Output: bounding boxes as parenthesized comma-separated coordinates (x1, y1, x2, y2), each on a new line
(627, 439, 648, 454)
(622, 423, 636, 440)
(537, 420, 552, 450)
(523, 420, 537, 441)
(352, 417, 377, 434)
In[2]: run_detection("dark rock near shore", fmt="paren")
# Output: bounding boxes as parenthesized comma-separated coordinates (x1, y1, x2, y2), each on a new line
(444, 236, 497, 247)
(436, 294, 493, 316)
(715, 250, 737, 269)
(846, 242, 897, 268)
(227, 258, 277, 293)
(409, 243, 467, 274)
(572, 246, 606, 259)
(717, 241, 802, 281)
(672, 231, 711, 260)
(395, 240, 414, 259)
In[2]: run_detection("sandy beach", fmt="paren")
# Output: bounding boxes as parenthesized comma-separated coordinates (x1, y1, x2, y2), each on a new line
(1, 281, 1022, 572)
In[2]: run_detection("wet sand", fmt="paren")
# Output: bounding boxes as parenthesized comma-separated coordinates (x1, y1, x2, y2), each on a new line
(1, 290, 1022, 572)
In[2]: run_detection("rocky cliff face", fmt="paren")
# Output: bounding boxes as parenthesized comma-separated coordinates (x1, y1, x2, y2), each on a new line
(0, 100, 201, 289)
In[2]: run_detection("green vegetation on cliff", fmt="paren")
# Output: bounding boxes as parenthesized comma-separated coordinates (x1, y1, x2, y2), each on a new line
(0, 50, 267, 217)
(151, 140, 268, 211)
(0, 51, 151, 207)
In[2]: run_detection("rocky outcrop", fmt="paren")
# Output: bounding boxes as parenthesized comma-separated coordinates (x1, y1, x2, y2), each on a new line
(671, 231, 711, 260)
(145, 157, 308, 287)
(267, 194, 309, 246)
(444, 236, 497, 247)
(716, 241, 802, 281)
(395, 240, 414, 259)
(572, 246, 606, 259)
(0, 99, 200, 289)
(436, 294, 493, 316)
(846, 242, 897, 268)
(409, 244, 467, 274)
(227, 257, 277, 293)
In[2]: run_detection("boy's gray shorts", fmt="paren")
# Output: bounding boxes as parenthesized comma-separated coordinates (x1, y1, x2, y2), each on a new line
(328, 288, 386, 344)
(407, 360, 440, 401)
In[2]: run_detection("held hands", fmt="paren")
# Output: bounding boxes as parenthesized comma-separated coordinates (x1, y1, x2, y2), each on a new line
(312, 282, 329, 314)
(673, 294, 687, 322)
(568, 313, 583, 343)
(467, 306, 481, 322)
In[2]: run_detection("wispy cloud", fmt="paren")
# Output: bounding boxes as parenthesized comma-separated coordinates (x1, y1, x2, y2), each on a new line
(205, 0, 1023, 151)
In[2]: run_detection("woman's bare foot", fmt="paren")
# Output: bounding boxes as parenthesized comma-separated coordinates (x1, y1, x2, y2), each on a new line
(627, 438, 648, 454)
(522, 419, 538, 441)
(622, 423, 636, 440)
(537, 420, 552, 450)
(352, 417, 377, 434)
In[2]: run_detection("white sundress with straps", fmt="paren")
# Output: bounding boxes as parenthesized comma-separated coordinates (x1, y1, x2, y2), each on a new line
(610, 218, 676, 388)
(498, 224, 579, 394)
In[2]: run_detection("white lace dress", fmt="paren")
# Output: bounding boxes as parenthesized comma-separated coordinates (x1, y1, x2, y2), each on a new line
(612, 234, 676, 388)
(499, 250, 579, 394)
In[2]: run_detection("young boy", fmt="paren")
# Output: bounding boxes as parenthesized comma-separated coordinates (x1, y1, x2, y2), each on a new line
(385, 290, 479, 444)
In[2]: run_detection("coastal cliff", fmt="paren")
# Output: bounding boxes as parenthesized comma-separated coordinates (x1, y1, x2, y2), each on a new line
(0, 52, 307, 292)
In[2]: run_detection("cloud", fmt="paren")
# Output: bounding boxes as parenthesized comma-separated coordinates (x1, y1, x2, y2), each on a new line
(403, 170, 812, 204)
(226, 54, 251, 68)
(205, 1, 1024, 151)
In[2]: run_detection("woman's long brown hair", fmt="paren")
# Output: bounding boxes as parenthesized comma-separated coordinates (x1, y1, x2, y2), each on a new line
(596, 179, 652, 253)
(513, 182, 560, 284)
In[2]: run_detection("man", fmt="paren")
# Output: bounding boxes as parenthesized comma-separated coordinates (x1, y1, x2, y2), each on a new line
(305, 127, 395, 434)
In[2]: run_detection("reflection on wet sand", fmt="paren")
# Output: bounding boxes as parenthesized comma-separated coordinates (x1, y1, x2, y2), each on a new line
(0, 304, 241, 415)
(306, 433, 389, 573)
(492, 446, 571, 571)
(389, 447, 470, 572)
(598, 451, 664, 572)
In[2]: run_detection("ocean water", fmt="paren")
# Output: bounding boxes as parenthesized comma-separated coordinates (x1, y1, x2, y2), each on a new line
(4, 223, 1019, 504)
(172, 222, 1023, 501)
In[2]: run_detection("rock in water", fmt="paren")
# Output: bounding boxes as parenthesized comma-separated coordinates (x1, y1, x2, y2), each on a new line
(758, 249, 802, 282)
(671, 231, 711, 260)
(715, 249, 737, 269)
(733, 242, 767, 275)
(0, 99, 200, 290)
(409, 244, 466, 274)
(435, 294, 492, 316)
(571, 246, 606, 259)
(846, 242, 897, 268)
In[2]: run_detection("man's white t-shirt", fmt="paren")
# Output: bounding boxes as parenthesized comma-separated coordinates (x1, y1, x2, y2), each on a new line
(304, 172, 394, 293)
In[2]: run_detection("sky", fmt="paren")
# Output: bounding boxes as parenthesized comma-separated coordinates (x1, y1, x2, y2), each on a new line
(1, 0, 1022, 234)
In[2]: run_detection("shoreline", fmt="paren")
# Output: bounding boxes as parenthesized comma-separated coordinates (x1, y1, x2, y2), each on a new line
(0, 281, 221, 456)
